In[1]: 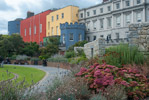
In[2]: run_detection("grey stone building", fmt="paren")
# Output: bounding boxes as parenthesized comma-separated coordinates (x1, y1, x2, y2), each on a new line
(79, 0, 149, 42)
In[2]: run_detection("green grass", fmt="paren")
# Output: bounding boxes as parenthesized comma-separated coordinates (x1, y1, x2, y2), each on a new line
(0, 71, 14, 81)
(0, 65, 46, 85)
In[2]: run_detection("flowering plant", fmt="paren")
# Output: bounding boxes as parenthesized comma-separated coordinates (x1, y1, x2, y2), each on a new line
(76, 63, 149, 100)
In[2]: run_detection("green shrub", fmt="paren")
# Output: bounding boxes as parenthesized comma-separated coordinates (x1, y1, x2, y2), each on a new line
(65, 51, 76, 58)
(67, 40, 88, 52)
(69, 56, 88, 64)
(10, 55, 17, 60)
(30, 57, 40, 61)
(104, 44, 145, 67)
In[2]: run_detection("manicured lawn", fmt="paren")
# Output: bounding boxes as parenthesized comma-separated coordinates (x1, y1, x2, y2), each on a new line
(0, 65, 46, 85)
(0, 71, 14, 81)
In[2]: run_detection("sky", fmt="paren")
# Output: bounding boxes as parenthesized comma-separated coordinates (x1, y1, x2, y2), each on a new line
(0, 0, 102, 35)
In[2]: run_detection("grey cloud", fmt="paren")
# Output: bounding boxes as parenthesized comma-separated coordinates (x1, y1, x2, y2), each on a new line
(0, 0, 14, 11)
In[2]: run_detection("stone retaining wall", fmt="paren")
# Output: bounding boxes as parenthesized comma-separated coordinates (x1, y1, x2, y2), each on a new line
(129, 23, 149, 56)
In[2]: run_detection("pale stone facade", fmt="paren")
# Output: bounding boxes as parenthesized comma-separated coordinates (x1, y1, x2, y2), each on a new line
(79, 0, 149, 42)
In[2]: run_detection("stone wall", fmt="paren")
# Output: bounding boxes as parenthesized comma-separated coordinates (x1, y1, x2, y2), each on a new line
(129, 23, 149, 56)
(84, 38, 105, 59)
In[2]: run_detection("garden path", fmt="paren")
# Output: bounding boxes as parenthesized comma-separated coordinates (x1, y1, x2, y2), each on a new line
(7, 64, 69, 93)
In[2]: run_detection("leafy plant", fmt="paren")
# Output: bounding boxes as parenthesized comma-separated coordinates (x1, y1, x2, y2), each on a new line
(65, 51, 76, 58)
(76, 63, 148, 100)
(104, 44, 145, 67)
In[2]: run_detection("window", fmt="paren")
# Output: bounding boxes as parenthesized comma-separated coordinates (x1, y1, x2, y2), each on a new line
(80, 13, 83, 18)
(116, 3, 120, 9)
(100, 19, 104, 29)
(86, 22, 90, 31)
(25, 29, 26, 36)
(126, 14, 131, 24)
(29, 27, 31, 35)
(51, 27, 54, 35)
(87, 12, 90, 16)
(48, 22, 50, 29)
(126, 1, 130, 7)
(107, 17, 112, 28)
(52, 16, 54, 22)
(116, 33, 120, 39)
(34, 26, 36, 34)
(93, 10, 96, 15)
(62, 34, 65, 44)
(79, 34, 82, 41)
(40, 24, 42, 33)
(100, 8, 103, 13)
(100, 35, 104, 38)
(116, 15, 121, 26)
(57, 15, 59, 20)
(69, 33, 73, 41)
(137, 0, 141, 4)
(87, 36, 90, 42)
(62, 13, 64, 18)
(56, 26, 58, 35)
(93, 36, 96, 40)
(108, 34, 111, 39)
(93, 20, 97, 29)
(137, 12, 141, 22)
(108, 6, 111, 11)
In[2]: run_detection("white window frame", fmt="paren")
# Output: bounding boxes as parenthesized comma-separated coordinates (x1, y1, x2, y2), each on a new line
(100, 19, 104, 29)
(137, 11, 142, 22)
(56, 26, 59, 35)
(126, 14, 131, 24)
(34, 26, 36, 34)
(108, 6, 111, 11)
(107, 17, 112, 28)
(93, 10, 96, 15)
(93, 20, 97, 30)
(40, 24, 42, 33)
(25, 29, 26, 36)
(116, 3, 120, 9)
(79, 34, 82, 41)
(100, 8, 103, 13)
(116, 15, 121, 26)
(62, 34, 65, 44)
(29, 27, 31, 35)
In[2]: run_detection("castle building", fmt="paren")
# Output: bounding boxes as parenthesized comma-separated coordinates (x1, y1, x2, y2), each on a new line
(20, 10, 52, 44)
(46, 6, 79, 37)
(8, 18, 23, 35)
(79, 0, 149, 42)
(60, 22, 85, 50)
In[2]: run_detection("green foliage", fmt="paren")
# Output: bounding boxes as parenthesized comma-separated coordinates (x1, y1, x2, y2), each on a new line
(40, 37, 60, 59)
(31, 57, 40, 61)
(69, 56, 88, 64)
(67, 40, 88, 52)
(48, 55, 68, 63)
(65, 51, 76, 58)
(104, 44, 145, 67)
(20, 42, 39, 56)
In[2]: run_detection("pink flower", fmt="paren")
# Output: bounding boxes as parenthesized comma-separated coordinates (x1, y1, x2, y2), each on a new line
(58, 98, 61, 100)
(105, 68, 110, 72)
(121, 81, 129, 86)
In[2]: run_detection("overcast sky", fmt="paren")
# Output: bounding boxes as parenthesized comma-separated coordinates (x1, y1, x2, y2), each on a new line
(0, 0, 102, 35)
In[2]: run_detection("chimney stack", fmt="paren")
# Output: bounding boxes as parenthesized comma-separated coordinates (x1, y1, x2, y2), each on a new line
(27, 11, 34, 18)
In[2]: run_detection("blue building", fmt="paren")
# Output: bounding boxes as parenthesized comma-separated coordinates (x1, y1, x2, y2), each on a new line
(8, 18, 23, 35)
(60, 22, 85, 50)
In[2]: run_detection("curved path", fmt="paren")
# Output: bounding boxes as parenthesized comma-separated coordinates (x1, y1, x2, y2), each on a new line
(7, 64, 69, 93)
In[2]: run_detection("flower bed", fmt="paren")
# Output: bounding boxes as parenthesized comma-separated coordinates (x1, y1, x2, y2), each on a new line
(76, 63, 149, 100)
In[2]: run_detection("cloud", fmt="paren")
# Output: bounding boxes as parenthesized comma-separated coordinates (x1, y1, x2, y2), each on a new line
(0, 0, 102, 35)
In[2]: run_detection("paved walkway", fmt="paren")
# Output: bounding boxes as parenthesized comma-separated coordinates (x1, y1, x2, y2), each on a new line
(7, 64, 69, 93)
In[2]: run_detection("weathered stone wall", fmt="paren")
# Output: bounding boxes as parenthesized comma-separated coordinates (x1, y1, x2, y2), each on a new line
(129, 23, 149, 56)
(84, 38, 105, 59)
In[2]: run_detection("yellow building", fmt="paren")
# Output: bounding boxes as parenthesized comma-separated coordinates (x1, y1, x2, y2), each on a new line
(46, 6, 79, 36)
